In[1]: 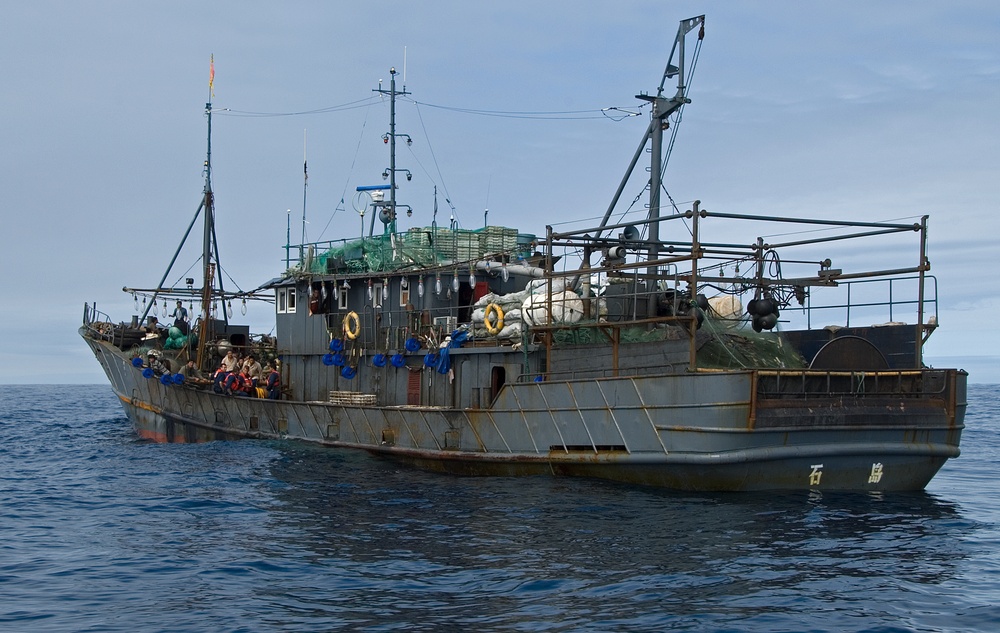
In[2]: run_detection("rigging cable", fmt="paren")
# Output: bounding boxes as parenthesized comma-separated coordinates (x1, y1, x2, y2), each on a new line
(661, 36, 703, 179)
(657, 36, 704, 238)
(315, 98, 376, 242)
(609, 37, 704, 236)
(412, 101, 460, 225)
(217, 95, 639, 122)
(216, 96, 379, 118)
(401, 99, 632, 120)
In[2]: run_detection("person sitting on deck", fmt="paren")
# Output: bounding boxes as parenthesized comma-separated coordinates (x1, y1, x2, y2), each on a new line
(223, 370, 250, 396)
(146, 351, 168, 376)
(180, 360, 210, 386)
(223, 370, 239, 396)
(265, 361, 281, 400)
(243, 354, 263, 387)
(212, 366, 229, 394)
(238, 370, 254, 396)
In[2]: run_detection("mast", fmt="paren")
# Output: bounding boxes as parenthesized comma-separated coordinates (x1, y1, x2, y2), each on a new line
(301, 130, 308, 258)
(570, 16, 704, 296)
(374, 67, 411, 235)
(640, 17, 703, 316)
(388, 70, 398, 234)
(196, 89, 216, 367)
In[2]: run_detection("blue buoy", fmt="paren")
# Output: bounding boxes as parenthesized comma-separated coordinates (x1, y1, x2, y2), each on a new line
(332, 353, 345, 367)
(405, 337, 421, 353)
(329, 339, 343, 352)
(390, 354, 405, 368)
(142, 368, 154, 379)
(423, 352, 438, 368)
(322, 353, 335, 366)
(341, 366, 356, 379)
(131, 357, 143, 368)
(372, 353, 387, 368)
(173, 373, 185, 384)
(160, 374, 172, 385)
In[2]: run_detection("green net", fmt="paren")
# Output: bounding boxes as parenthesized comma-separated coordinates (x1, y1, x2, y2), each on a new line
(549, 317, 807, 370)
(696, 329, 807, 370)
(306, 226, 531, 274)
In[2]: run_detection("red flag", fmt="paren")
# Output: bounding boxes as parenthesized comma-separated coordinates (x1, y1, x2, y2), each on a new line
(209, 54, 215, 97)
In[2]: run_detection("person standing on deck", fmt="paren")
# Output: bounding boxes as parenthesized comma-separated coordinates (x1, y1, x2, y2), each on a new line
(171, 301, 189, 335)
(265, 361, 281, 400)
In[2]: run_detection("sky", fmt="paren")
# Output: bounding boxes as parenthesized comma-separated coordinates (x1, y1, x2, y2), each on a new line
(1, 1, 998, 384)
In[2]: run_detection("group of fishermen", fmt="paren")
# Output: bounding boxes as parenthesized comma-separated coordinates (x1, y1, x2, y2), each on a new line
(212, 349, 281, 399)
(144, 346, 281, 400)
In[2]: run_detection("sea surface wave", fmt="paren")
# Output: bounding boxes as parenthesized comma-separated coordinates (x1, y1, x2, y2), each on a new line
(1, 384, 998, 632)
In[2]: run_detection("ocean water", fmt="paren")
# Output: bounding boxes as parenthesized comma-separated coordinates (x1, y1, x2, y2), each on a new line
(1, 385, 998, 633)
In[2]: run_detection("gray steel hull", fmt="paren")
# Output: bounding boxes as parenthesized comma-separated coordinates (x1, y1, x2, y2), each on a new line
(83, 331, 965, 492)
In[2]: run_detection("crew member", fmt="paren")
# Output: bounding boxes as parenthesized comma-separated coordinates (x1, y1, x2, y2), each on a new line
(212, 365, 229, 394)
(171, 301, 189, 335)
(146, 350, 168, 376)
(243, 354, 263, 387)
(221, 349, 239, 372)
(265, 361, 281, 400)
(180, 359, 206, 384)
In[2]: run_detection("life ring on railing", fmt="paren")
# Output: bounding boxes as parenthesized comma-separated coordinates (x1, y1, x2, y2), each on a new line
(484, 302, 504, 336)
(343, 311, 361, 340)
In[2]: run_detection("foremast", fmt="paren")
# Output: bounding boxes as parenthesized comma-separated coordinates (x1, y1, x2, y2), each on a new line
(196, 97, 217, 368)
(130, 59, 228, 370)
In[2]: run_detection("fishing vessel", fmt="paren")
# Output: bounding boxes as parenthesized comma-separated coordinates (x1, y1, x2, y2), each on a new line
(81, 16, 966, 491)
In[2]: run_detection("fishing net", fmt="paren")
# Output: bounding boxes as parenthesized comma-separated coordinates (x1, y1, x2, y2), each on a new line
(548, 315, 806, 370)
(306, 226, 531, 274)
(695, 327, 807, 370)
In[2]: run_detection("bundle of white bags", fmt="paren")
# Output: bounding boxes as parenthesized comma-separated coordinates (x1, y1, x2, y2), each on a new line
(470, 279, 584, 339)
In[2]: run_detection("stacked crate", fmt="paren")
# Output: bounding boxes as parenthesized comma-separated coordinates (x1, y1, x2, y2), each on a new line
(478, 226, 519, 255)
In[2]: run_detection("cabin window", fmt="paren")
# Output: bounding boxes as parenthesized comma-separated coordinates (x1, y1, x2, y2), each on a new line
(338, 286, 349, 310)
(276, 288, 297, 313)
(400, 286, 410, 308)
(374, 283, 384, 309)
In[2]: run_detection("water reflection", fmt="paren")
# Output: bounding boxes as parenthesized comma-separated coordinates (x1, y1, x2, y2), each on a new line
(256, 441, 975, 630)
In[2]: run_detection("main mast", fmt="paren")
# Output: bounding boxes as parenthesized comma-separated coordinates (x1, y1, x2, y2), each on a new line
(373, 67, 411, 235)
(637, 16, 703, 317)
